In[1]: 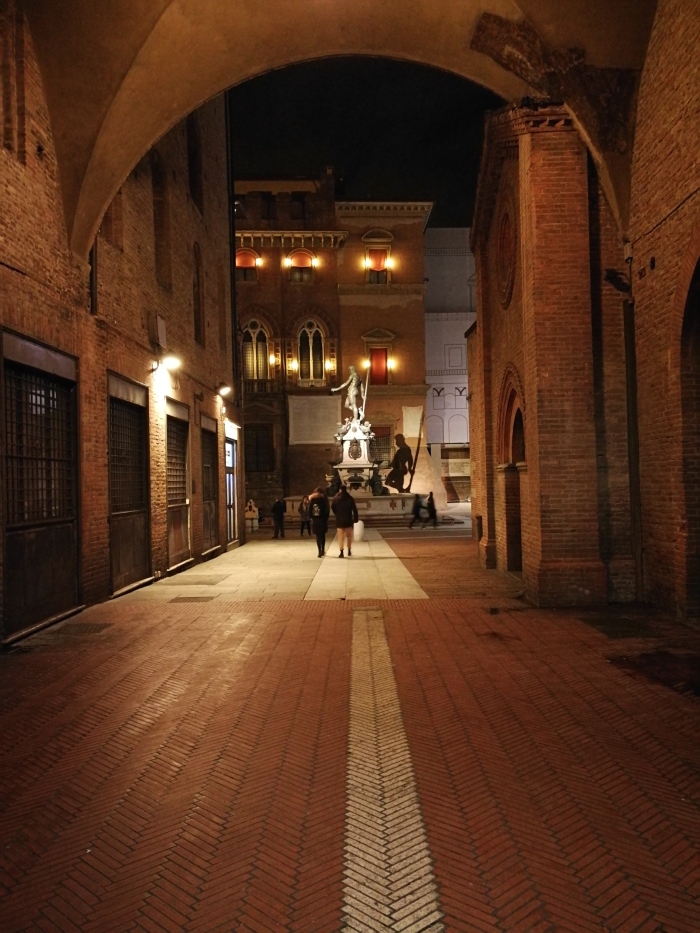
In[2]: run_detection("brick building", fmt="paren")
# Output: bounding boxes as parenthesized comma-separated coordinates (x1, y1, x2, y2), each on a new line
(234, 175, 437, 513)
(0, 5, 240, 641)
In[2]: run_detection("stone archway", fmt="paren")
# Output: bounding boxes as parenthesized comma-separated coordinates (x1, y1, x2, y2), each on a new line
(20, 0, 656, 257)
(681, 259, 700, 619)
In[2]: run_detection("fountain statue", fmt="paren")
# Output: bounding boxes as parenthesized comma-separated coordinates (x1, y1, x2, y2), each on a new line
(330, 365, 387, 493)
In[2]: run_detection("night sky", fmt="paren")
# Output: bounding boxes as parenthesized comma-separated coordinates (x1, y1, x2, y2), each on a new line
(228, 58, 503, 227)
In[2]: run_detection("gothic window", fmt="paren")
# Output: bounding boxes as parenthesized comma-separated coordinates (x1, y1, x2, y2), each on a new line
(151, 151, 172, 288)
(193, 243, 205, 347)
(186, 113, 203, 214)
(235, 248, 259, 282)
(298, 320, 324, 383)
(242, 321, 269, 380)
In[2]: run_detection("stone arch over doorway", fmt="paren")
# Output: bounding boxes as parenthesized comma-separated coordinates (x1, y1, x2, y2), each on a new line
(680, 252, 700, 619)
(19, 1, 656, 258)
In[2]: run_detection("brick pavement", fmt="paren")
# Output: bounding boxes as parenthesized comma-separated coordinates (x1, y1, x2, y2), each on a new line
(0, 535, 698, 932)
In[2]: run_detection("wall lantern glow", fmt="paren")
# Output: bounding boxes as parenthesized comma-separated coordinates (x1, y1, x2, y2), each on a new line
(284, 257, 292, 267)
(216, 382, 232, 397)
(255, 257, 263, 267)
(312, 257, 320, 268)
(385, 257, 394, 270)
(290, 359, 299, 371)
(324, 359, 332, 371)
(387, 358, 395, 371)
(153, 354, 181, 372)
(363, 257, 371, 269)
(269, 353, 276, 366)
(362, 359, 370, 369)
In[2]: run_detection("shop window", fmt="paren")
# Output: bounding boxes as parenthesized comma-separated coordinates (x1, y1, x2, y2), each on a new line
(242, 321, 269, 380)
(298, 320, 324, 382)
(236, 248, 259, 282)
(245, 424, 274, 473)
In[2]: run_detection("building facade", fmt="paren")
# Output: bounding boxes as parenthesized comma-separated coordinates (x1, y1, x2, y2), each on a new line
(234, 176, 438, 514)
(423, 228, 476, 501)
(0, 8, 240, 641)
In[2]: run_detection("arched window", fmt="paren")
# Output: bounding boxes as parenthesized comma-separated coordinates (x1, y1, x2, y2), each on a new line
(242, 320, 269, 380)
(287, 249, 316, 283)
(193, 243, 205, 346)
(151, 151, 171, 288)
(298, 320, 324, 382)
(186, 113, 203, 214)
(235, 248, 259, 282)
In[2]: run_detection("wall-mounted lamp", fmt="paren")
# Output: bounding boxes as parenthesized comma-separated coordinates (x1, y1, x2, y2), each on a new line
(284, 257, 292, 267)
(363, 257, 371, 270)
(290, 359, 299, 372)
(269, 353, 276, 367)
(362, 359, 370, 369)
(194, 390, 205, 402)
(216, 382, 232, 397)
(152, 354, 181, 373)
(311, 257, 319, 268)
(385, 257, 394, 270)
(255, 257, 263, 267)
(324, 360, 332, 371)
(387, 358, 395, 371)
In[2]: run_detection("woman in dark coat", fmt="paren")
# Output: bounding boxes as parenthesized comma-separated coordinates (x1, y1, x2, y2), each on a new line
(308, 487, 330, 558)
(331, 485, 359, 558)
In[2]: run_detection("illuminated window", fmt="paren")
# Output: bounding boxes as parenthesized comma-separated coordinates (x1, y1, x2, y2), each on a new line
(242, 320, 269, 380)
(298, 321, 324, 382)
(362, 228, 394, 284)
(369, 347, 388, 385)
(288, 249, 315, 283)
(236, 248, 259, 282)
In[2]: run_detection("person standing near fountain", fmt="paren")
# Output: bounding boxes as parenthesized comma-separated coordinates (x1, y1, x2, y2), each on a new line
(331, 485, 359, 558)
(309, 487, 330, 558)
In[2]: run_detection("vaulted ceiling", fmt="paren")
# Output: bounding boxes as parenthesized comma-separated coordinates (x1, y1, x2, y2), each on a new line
(22, 0, 657, 257)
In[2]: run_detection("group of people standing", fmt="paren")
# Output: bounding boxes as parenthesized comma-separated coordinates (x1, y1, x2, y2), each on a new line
(273, 486, 359, 558)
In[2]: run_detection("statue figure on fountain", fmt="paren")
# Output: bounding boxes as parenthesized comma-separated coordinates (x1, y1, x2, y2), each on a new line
(331, 364, 365, 421)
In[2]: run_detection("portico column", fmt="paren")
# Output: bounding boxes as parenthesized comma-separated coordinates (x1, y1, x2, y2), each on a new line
(519, 116, 607, 605)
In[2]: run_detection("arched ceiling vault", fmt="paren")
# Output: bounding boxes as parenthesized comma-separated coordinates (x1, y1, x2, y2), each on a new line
(22, 0, 657, 260)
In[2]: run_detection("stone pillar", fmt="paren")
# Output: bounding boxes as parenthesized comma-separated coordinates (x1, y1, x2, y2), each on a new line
(518, 118, 607, 605)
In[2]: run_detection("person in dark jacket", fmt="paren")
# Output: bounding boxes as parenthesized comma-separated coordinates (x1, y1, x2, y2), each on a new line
(298, 495, 311, 536)
(331, 485, 359, 558)
(308, 487, 330, 557)
(271, 497, 286, 538)
(409, 493, 423, 529)
(422, 491, 438, 529)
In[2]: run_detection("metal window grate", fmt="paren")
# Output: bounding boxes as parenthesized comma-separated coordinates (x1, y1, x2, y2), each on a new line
(167, 417, 189, 506)
(109, 397, 147, 513)
(201, 429, 218, 502)
(369, 426, 392, 465)
(4, 362, 76, 525)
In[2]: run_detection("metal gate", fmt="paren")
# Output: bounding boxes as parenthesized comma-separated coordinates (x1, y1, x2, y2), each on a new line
(109, 396, 149, 591)
(201, 428, 218, 552)
(3, 361, 78, 635)
(167, 415, 191, 566)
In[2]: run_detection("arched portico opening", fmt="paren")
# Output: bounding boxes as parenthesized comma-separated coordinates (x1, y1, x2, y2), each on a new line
(498, 377, 526, 575)
(681, 259, 700, 619)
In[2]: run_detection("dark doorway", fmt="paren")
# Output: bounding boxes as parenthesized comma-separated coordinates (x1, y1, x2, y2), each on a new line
(3, 360, 79, 635)
(167, 414, 191, 567)
(109, 393, 150, 592)
(225, 439, 239, 544)
(681, 259, 700, 617)
(505, 406, 525, 573)
(201, 428, 218, 552)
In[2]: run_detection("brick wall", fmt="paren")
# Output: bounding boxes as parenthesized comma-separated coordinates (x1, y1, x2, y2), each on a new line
(0, 6, 235, 637)
(628, 0, 700, 616)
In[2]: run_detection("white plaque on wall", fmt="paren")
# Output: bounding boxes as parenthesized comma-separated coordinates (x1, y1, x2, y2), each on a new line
(402, 406, 424, 437)
(289, 396, 341, 445)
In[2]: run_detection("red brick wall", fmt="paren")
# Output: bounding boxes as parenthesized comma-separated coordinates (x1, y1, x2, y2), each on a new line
(0, 8, 234, 637)
(628, 0, 700, 616)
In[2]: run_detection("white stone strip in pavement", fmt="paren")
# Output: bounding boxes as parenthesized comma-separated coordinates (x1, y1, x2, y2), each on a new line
(343, 608, 444, 932)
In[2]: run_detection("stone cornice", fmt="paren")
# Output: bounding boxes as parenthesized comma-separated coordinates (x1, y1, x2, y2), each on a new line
(366, 384, 430, 398)
(336, 201, 433, 229)
(338, 284, 425, 298)
(235, 230, 347, 249)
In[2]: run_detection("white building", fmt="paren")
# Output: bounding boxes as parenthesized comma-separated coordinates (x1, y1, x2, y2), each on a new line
(423, 228, 475, 500)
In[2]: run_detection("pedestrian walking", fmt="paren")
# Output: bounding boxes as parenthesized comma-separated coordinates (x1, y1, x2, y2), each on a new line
(271, 497, 286, 538)
(298, 495, 312, 536)
(422, 491, 438, 529)
(409, 493, 423, 529)
(309, 487, 330, 557)
(331, 485, 358, 558)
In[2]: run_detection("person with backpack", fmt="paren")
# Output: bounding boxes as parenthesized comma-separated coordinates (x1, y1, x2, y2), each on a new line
(331, 485, 359, 558)
(309, 487, 330, 558)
